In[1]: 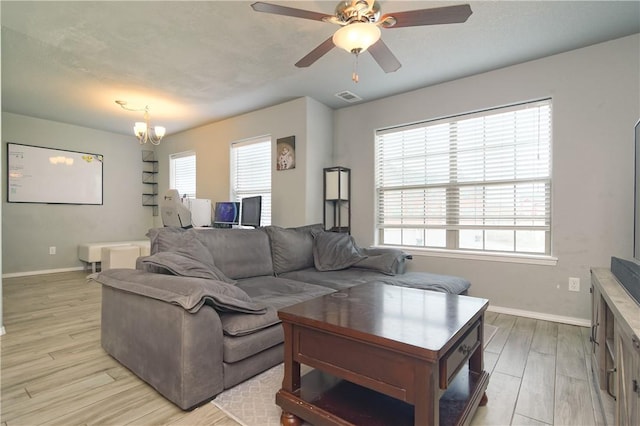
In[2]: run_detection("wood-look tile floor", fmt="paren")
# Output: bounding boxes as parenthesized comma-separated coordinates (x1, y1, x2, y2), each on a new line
(0, 271, 604, 425)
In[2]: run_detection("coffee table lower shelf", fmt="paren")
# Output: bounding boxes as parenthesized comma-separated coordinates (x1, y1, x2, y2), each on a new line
(276, 365, 489, 426)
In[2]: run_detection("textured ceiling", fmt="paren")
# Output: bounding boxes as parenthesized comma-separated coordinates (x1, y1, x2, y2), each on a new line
(2, 1, 639, 137)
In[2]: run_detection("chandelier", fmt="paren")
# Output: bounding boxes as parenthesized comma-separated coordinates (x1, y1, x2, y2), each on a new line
(115, 100, 166, 145)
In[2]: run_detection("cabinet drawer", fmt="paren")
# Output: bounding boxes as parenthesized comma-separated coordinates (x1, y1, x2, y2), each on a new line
(440, 321, 481, 389)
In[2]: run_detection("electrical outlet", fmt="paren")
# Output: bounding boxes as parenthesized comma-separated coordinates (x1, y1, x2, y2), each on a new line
(49, 246, 56, 255)
(568, 277, 580, 292)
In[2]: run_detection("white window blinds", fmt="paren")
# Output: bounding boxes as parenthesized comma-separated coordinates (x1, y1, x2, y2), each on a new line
(375, 99, 552, 255)
(170, 151, 196, 199)
(231, 137, 272, 226)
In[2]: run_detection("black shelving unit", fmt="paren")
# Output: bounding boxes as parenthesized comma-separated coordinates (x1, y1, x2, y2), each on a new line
(323, 166, 351, 233)
(142, 150, 158, 216)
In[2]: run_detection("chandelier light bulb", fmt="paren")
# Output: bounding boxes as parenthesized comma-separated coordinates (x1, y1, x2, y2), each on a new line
(154, 126, 166, 138)
(134, 122, 147, 138)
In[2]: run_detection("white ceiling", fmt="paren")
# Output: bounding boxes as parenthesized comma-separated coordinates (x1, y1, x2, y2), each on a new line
(2, 1, 639, 137)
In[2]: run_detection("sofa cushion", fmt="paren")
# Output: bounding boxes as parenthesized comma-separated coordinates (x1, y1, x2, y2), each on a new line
(279, 268, 471, 294)
(220, 306, 280, 337)
(265, 224, 323, 275)
(236, 276, 335, 309)
(193, 228, 274, 280)
(222, 325, 283, 364)
(311, 230, 366, 272)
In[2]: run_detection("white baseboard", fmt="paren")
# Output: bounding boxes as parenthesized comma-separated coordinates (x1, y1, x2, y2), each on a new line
(2, 266, 86, 279)
(487, 305, 590, 327)
(0, 326, 5, 336)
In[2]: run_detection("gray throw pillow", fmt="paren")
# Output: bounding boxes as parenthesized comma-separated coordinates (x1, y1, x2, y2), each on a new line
(265, 224, 323, 274)
(147, 227, 187, 254)
(311, 230, 366, 272)
(144, 228, 236, 284)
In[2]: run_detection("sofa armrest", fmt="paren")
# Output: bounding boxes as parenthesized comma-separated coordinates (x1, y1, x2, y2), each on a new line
(101, 284, 225, 409)
(361, 247, 412, 259)
(357, 247, 412, 275)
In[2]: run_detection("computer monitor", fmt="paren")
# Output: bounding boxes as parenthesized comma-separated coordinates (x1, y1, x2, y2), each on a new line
(241, 196, 262, 228)
(213, 202, 240, 228)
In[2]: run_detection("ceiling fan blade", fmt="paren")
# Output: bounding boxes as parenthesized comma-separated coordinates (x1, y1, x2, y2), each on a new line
(380, 4, 472, 28)
(295, 37, 335, 68)
(368, 39, 401, 73)
(251, 2, 333, 22)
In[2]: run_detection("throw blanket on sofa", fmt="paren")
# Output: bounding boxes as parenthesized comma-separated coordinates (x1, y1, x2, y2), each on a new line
(90, 269, 267, 314)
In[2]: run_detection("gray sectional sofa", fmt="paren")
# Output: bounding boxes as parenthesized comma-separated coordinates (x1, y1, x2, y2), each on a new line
(92, 224, 470, 410)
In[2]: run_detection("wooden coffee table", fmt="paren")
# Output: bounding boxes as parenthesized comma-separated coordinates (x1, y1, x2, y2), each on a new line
(276, 282, 490, 426)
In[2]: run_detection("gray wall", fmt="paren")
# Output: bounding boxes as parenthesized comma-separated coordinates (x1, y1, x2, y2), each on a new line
(333, 34, 640, 322)
(305, 98, 334, 225)
(154, 97, 333, 228)
(0, 108, 3, 334)
(2, 113, 154, 274)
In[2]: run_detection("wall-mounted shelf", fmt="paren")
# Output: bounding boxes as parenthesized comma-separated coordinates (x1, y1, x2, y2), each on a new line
(142, 150, 158, 216)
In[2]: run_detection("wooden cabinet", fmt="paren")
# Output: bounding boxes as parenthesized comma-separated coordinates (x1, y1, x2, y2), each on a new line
(615, 323, 640, 425)
(591, 268, 640, 425)
(591, 283, 616, 401)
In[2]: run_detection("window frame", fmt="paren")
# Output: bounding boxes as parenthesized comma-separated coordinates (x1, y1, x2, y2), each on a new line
(169, 151, 196, 199)
(230, 136, 272, 227)
(374, 99, 555, 264)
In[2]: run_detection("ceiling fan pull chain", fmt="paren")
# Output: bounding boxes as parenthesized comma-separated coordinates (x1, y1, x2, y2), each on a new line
(352, 53, 360, 83)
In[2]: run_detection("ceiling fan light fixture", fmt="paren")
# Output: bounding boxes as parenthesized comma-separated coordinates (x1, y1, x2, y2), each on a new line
(332, 22, 381, 53)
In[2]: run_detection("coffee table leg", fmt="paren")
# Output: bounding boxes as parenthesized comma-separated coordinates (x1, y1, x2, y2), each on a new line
(280, 323, 302, 425)
(414, 363, 438, 426)
(480, 392, 489, 406)
(281, 323, 301, 391)
(472, 318, 488, 407)
(281, 411, 302, 426)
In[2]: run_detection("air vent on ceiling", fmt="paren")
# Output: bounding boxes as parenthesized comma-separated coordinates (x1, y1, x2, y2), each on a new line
(335, 90, 362, 103)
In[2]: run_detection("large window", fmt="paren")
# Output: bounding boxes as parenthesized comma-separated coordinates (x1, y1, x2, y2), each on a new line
(231, 137, 271, 226)
(375, 99, 552, 255)
(170, 151, 196, 198)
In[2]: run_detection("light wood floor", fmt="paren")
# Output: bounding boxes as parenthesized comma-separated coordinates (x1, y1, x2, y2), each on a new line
(0, 271, 604, 426)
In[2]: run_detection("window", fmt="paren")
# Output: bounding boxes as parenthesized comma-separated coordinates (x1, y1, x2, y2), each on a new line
(375, 99, 552, 256)
(170, 151, 196, 198)
(231, 137, 271, 226)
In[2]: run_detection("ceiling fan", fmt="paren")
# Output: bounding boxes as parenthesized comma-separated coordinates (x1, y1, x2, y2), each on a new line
(251, 1, 472, 82)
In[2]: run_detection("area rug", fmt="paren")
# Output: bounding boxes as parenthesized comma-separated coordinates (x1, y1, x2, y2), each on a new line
(213, 324, 499, 426)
